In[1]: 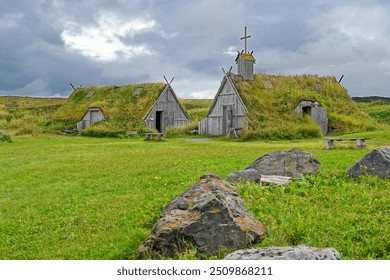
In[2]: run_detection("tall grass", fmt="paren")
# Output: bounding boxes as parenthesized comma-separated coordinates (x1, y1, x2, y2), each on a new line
(357, 101, 390, 125)
(239, 173, 389, 259)
(0, 97, 67, 135)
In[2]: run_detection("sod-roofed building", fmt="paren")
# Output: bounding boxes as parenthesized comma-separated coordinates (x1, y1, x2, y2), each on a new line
(54, 82, 190, 133)
(199, 27, 376, 138)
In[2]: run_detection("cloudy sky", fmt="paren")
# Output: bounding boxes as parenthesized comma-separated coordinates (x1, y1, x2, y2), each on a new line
(1, 0, 390, 98)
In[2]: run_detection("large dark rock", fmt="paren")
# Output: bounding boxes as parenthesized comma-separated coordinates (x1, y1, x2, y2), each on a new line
(227, 148, 321, 184)
(346, 146, 390, 179)
(245, 148, 321, 177)
(224, 244, 341, 260)
(138, 174, 267, 259)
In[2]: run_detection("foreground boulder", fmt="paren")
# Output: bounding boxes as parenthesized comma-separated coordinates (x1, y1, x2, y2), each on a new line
(227, 148, 321, 184)
(138, 174, 267, 258)
(346, 146, 390, 179)
(224, 244, 341, 260)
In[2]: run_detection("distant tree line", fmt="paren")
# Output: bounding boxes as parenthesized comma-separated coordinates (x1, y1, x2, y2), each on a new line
(352, 96, 390, 103)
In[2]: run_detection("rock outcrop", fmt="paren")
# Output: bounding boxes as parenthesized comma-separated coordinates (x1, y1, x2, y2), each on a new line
(138, 174, 267, 259)
(245, 148, 321, 177)
(227, 148, 321, 184)
(224, 244, 341, 260)
(346, 146, 390, 179)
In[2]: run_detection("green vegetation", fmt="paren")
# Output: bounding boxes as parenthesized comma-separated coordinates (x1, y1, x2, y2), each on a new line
(0, 130, 12, 142)
(240, 174, 389, 259)
(231, 74, 382, 139)
(0, 131, 389, 260)
(0, 96, 66, 135)
(356, 101, 390, 125)
(353, 96, 390, 103)
(53, 83, 166, 130)
(166, 99, 212, 137)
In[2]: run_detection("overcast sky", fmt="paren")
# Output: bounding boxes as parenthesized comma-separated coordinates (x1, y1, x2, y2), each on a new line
(1, 0, 390, 98)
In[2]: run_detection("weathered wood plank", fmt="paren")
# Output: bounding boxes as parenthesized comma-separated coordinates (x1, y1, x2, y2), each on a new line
(260, 175, 292, 186)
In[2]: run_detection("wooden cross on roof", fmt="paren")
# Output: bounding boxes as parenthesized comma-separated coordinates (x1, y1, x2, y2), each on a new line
(240, 26, 251, 54)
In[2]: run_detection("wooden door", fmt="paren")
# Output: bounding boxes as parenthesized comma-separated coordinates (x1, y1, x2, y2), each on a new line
(222, 105, 233, 135)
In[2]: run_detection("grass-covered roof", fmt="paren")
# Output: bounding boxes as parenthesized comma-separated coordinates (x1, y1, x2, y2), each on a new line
(53, 83, 166, 123)
(229, 73, 380, 138)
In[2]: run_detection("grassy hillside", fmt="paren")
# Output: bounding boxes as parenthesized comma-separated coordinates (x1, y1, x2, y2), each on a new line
(356, 101, 390, 125)
(0, 96, 66, 135)
(231, 74, 381, 139)
(180, 98, 212, 121)
(165, 98, 213, 136)
(0, 131, 389, 259)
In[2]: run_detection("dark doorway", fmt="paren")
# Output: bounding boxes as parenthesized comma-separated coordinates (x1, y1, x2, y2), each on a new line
(156, 111, 163, 132)
(302, 106, 312, 115)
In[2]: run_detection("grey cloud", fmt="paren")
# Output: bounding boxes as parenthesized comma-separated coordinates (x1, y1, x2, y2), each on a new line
(0, 0, 389, 97)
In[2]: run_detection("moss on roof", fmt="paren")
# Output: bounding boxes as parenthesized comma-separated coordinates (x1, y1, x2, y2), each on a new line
(229, 73, 380, 138)
(53, 83, 166, 123)
(237, 53, 256, 62)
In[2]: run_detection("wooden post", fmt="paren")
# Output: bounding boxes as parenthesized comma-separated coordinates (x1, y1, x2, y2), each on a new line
(326, 139, 335, 149)
(356, 138, 366, 149)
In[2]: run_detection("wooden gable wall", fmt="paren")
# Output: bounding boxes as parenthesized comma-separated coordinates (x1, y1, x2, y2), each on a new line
(199, 75, 247, 135)
(143, 84, 189, 133)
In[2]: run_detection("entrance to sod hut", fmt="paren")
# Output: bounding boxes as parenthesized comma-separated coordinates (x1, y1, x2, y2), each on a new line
(156, 111, 163, 132)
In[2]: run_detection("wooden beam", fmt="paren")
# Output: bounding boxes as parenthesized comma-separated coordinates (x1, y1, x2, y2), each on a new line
(163, 76, 175, 85)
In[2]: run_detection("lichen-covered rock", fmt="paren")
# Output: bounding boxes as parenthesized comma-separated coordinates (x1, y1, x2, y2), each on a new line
(138, 174, 267, 259)
(346, 146, 390, 179)
(226, 148, 320, 185)
(224, 244, 341, 260)
(245, 148, 321, 177)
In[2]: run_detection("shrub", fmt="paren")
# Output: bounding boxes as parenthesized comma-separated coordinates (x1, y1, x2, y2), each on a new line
(165, 122, 199, 137)
(79, 123, 127, 138)
(0, 131, 12, 143)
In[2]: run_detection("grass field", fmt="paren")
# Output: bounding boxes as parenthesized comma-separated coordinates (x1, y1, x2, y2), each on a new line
(0, 130, 389, 260)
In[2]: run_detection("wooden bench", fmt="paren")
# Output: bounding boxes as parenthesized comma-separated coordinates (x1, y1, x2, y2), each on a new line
(125, 131, 138, 137)
(325, 138, 369, 150)
(144, 133, 164, 140)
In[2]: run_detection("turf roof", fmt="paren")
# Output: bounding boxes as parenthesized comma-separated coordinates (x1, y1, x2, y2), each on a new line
(53, 83, 166, 122)
(228, 73, 379, 136)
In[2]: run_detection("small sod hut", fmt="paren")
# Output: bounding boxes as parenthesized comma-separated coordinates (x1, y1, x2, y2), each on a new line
(199, 27, 375, 138)
(77, 107, 106, 131)
(54, 81, 190, 133)
(293, 100, 328, 135)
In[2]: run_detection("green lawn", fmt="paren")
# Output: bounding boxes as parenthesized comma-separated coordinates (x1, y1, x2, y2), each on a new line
(0, 131, 389, 259)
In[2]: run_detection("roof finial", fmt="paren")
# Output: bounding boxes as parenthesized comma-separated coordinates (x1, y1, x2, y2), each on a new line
(240, 26, 251, 54)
